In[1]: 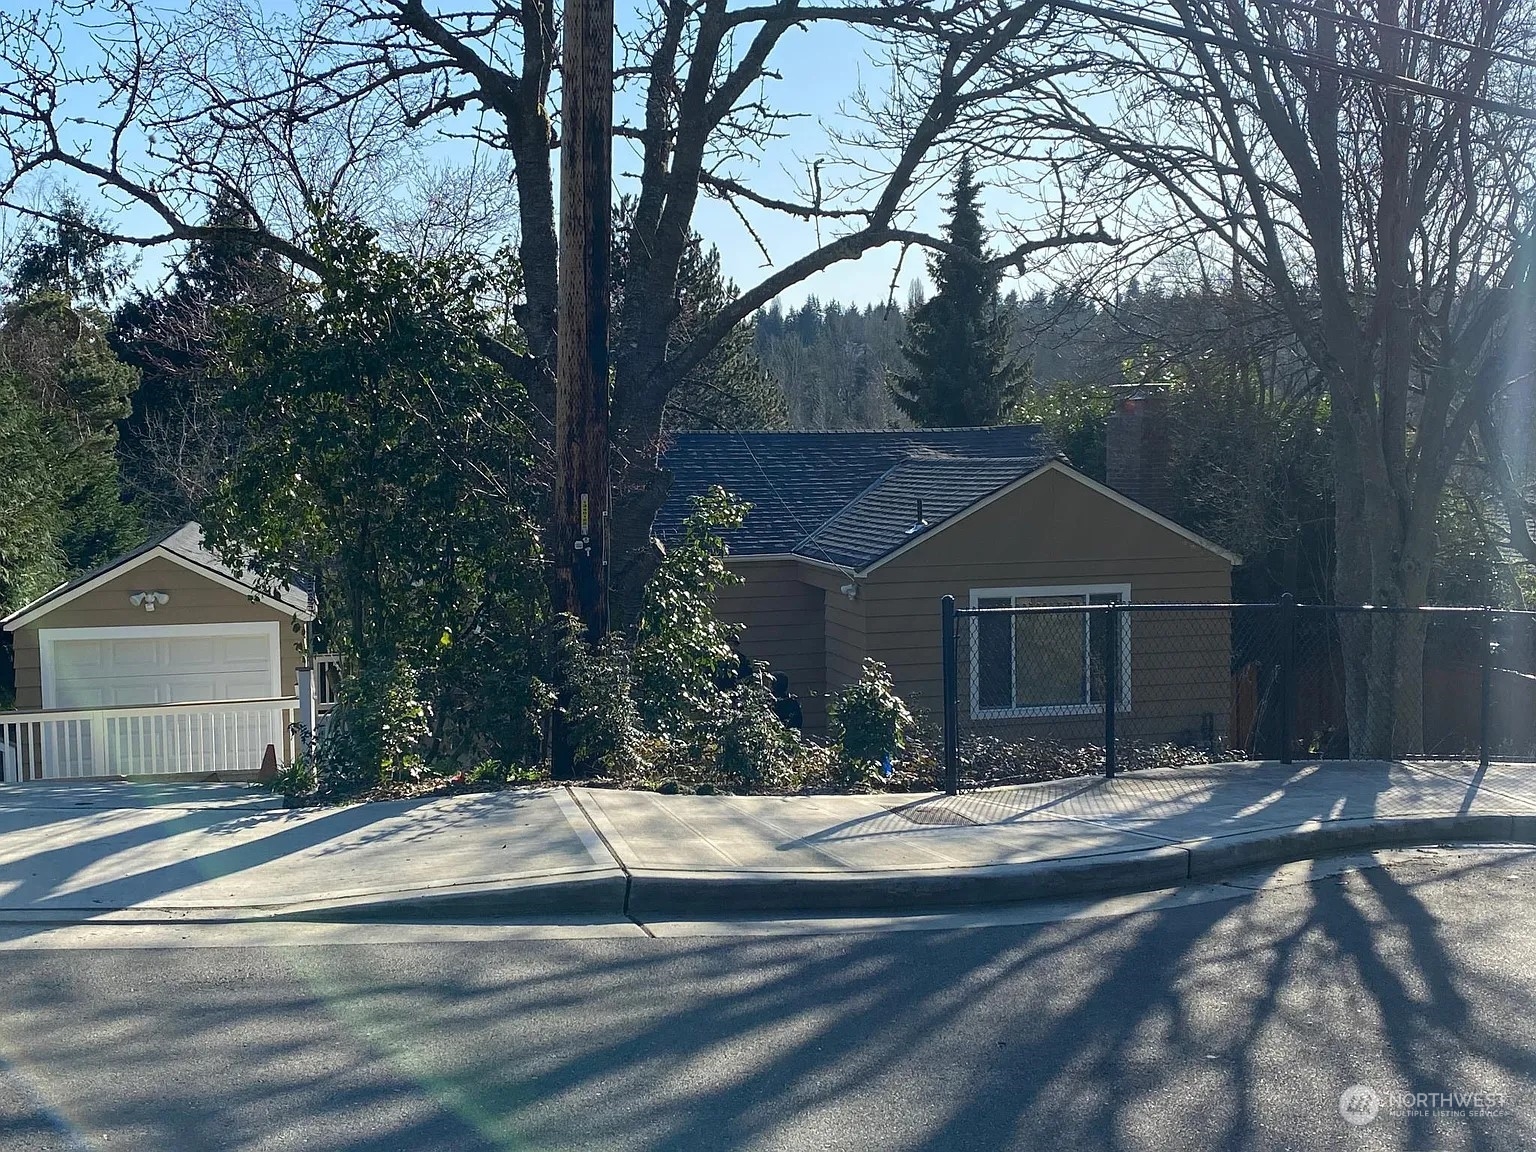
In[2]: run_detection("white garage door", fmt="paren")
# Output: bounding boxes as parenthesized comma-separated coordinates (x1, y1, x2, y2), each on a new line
(46, 626, 279, 709)
(33, 625, 284, 777)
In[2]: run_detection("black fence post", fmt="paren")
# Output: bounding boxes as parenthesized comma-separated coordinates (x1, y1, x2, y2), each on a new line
(1480, 606, 1495, 771)
(1279, 593, 1296, 764)
(941, 595, 959, 796)
(1104, 601, 1119, 778)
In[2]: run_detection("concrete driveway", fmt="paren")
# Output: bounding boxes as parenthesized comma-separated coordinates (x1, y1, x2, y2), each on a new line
(0, 783, 619, 920)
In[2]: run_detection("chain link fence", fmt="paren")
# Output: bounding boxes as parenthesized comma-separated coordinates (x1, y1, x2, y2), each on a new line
(938, 597, 1536, 792)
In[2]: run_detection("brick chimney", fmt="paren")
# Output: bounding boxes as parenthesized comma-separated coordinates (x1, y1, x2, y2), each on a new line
(1106, 386, 1174, 517)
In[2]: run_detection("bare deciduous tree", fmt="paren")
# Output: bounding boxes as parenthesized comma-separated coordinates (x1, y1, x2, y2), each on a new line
(0, 0, 1114, 623)
(1004, 0, 1536, 754)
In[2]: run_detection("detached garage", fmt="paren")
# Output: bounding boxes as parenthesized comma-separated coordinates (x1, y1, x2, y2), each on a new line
(1, 523, 312, 781)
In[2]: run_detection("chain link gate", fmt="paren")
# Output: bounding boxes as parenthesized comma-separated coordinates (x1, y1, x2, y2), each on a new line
(939, 596, 1536, 795)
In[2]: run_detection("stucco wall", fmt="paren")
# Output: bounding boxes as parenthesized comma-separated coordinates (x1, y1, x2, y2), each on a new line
(9, 556, 305, 709)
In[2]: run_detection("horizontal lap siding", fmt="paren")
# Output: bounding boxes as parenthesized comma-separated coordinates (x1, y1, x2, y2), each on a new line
(718, 561, 828, 733)
(790, 562, 869, 735)
(1117, 608, 1233, 745)
(9, 557, 305, 710)
(10, 635, 39, 708)
(803, 564, 867, 693)
(825, 608, 866, 687)
(863, 468, 1233, 736)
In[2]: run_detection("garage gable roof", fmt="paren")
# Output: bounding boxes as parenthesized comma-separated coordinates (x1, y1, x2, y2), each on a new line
(2, 522, 314, 632)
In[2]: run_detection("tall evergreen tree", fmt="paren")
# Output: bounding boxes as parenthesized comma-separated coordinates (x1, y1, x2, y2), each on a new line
(890, 158, 1025, 426)
(7, 192, 133, 307)
(112, 190, 291, 524)
(0, 292, 141, 596)
(0, 195, 141, 597)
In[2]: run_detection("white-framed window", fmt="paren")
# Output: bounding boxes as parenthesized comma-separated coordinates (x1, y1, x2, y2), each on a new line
(968, 584, 1132, 719)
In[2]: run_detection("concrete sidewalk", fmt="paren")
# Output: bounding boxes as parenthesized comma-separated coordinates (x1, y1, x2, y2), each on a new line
(1, 759, 1533, 922)
(0, 784, 624, 921)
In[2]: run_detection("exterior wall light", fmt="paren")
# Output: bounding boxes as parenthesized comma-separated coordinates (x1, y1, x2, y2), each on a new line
(129, 591, 170, 612)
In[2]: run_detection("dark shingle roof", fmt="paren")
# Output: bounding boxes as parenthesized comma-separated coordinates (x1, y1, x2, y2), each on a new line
(2, 522, 312, 627)
(656, 427, 1056, 569)
(800, 455, 1045, 568)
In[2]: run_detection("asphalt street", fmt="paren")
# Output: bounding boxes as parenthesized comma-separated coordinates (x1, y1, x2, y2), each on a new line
(1, 846, 1534, 1152)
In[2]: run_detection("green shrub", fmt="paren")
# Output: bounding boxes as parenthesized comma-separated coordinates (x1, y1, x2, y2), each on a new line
(714, 678, 804, 792)
(829, 659, 914, 787)
(632, 487, 750, 738)
(466, 758, 545, 787)
(313, 659, 430, 794)
(271, 752, 318, 800)
(555, 616, 649, 778)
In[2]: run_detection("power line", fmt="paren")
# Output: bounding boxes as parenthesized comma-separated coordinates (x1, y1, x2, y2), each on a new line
(1048, 0, 1536, 120)
(733, 432, 861, 578)
(1260, 0, 1536, 72)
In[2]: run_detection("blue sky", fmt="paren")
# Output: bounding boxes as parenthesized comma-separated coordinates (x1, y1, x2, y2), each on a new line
(633, 20, 944, 310)
(30, 3, 992, 310)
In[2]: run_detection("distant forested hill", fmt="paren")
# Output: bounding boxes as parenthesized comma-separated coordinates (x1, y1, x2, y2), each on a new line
(753, 286, 1155, 430)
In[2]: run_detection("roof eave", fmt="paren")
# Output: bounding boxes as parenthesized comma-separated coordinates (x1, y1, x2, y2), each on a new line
(3, 545, 314, 632)
(850, 461, 1242, 576)
(724, 552, 856, 575)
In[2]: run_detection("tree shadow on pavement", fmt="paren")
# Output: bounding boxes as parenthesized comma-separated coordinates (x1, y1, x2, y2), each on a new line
(3, 849, 1534, 1152)
(0, 800, 459, 928)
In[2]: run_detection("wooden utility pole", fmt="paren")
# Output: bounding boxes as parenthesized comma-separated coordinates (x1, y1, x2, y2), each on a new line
(554, 0, 614, 637)
(550, 0, 614, 776)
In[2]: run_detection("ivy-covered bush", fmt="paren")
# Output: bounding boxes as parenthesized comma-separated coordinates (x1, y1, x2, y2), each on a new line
(829, 659, 914, 788)
(312, 659, 430, 793)
(632, 486, 750, 741)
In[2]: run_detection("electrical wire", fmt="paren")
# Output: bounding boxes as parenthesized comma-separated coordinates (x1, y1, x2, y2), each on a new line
(732, 431, 864, 578)
(1048, 0, 1536, 120)
(1259, 0, 1536, 71)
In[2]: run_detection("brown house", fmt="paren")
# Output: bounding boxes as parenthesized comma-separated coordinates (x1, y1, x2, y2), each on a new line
(655, 428, 1240, 737)
(2, 523, 311, 781)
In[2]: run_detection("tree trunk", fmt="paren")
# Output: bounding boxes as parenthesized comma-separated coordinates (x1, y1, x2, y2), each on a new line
(607, 456, 672, 633)
(549, 0, 615, 777)
(1333, 453, 1433, 759)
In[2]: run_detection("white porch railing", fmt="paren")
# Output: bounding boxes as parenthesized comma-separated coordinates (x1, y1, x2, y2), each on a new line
(313, 654, 342, 713)
(0, 698, 299, 782)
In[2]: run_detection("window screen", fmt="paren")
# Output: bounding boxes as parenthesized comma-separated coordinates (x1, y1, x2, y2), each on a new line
(970, 587, 1130, 715)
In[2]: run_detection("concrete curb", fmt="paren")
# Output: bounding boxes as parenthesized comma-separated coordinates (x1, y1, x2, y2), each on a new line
(6, 813, 1535, 926)
(623, 847, 1193, 917)
(291, 813, 1536, 920)
(0, 870, 631, 925)
(276, 872, 630, 922)
(469, 813, 1536, 919)
(618, 816, 1536, 917)
(1184, 814, 1535, 879)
